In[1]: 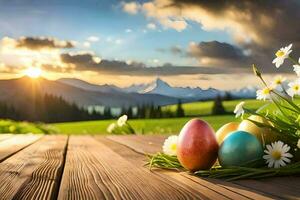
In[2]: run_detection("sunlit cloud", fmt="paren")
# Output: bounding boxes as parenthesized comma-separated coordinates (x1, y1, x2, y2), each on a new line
(122, 1, 141, 15)
(1, 36, 75, 51)
(123, 0, 300, 72)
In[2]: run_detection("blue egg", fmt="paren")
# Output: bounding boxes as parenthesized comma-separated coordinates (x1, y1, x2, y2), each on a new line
(218, 131, 263, 167)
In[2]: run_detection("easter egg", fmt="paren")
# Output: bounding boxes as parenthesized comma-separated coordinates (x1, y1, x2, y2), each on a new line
(218, 131, 263, 167)
(177, 119, 219, 171)
(238, 115, 277, 144)
(215, 122, 239, 144)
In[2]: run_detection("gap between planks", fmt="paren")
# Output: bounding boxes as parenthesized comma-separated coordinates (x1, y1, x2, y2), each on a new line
(0, 134, 43, 162)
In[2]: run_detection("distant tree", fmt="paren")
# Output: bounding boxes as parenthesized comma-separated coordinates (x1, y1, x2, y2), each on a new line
(126, 106, 133, 118)
(176, 100, 185, 117)
(156, 105, 162, 118)
(211, 95, 226, 115)
(103, 106, 112, 119)
(223, 91, 232, 101)
(138, 105, 146, 119)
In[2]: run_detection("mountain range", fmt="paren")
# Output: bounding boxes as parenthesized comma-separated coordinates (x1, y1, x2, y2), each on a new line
(0, 77, 257, 109)
(59, 77, 257, 102)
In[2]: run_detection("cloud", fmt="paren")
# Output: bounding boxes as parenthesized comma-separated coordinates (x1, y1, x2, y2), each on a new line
(124, 0, 300, 72)
(83, 41, 91, 48)
(158, 45, 184, 55)
(87, 36, 99, 42)
(59, 51, 234, 76)
(122, 1, 141, 14)
(0, 36, 73, 73)
(2, 36, 75, 50)
(187, 41, 249, 67)
(125, 29, 132, 33)
(135, 0, 300, 45)
(147, 23, 157, 30)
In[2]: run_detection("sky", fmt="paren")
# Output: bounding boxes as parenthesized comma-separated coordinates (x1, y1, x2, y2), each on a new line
(0, 0, 299, 89)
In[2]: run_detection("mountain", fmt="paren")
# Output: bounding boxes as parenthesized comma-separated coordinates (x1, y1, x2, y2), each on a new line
(57, 77, 257, 101)
(58, 78, 122, 93)
(0, 77, 179, 108)
(228, 86, 257, 99)
(125, 78, 224, 100)
(123, 83, 149, 93)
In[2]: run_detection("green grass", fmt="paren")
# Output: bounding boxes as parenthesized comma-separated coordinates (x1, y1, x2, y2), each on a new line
(54, 115, 237, 135)
(162, 99, 265, 116)
(53, 99, 262, 135)
(0, 119, 58, 134)
(52, 98, 300, 135)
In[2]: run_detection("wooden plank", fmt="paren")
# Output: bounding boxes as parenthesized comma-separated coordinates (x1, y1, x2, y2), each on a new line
(0, 134, 13, 142)
(0, 134, 42, 162)
(235, 179, 300, 200)
(107, 135, 167, 154)
(106, 135, 276, 200)
(0, 135, 67, 199)
(98, 137, 235, 200)
(58, 136, 208, 200)
(99, 137, 269, 200)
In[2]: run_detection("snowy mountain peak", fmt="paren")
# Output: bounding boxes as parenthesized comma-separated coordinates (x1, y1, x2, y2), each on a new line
(154, 77, 169, 86)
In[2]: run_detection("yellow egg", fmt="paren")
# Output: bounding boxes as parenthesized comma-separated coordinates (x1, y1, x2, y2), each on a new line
(216, 122, 239, 144)
(238, 115, 277, 145)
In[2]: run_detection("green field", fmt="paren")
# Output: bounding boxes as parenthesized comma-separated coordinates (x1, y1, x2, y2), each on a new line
(53, 99, 264, 135)
(0, 98, 272, 135)
(54, 115, 238, 135)
(162, 99, 265, 116)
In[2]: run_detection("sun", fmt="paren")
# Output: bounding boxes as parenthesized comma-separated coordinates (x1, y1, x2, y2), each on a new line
(24, 67, 42, 78)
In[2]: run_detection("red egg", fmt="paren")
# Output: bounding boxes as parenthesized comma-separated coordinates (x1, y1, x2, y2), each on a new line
(177, 119, 219, 171)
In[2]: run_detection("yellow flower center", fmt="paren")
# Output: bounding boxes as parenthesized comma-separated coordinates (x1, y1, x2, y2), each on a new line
(275, 50, 285, 57)
(170, 143, 177, 151)
(275, 79, 281, 84)
(293, 85, 299, 91)
(271, 151, 282, 160)
(262, 88, 271, 95)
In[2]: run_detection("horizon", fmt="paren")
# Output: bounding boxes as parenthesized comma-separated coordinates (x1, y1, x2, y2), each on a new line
(0, 0, 299, 89)
(0, 74, 269, 91)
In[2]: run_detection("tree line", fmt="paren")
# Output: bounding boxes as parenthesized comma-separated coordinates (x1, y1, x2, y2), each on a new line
(0, 93, 229, 123)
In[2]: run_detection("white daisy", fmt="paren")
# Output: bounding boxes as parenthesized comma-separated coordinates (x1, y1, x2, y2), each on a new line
(263, 141, 293, 168)
(162, 135, 178, 156)
(117, 115, 128, 127)
(297, 139, 300, 149)
(293, 58, 300, 76)
(233, 101, 245, 118)
(272, 44, 293, 68)
(107, 123, 116, 133)
(287, 79, 300, 98)
(272, 75, 286, 90)
(256, 87, 272, 101)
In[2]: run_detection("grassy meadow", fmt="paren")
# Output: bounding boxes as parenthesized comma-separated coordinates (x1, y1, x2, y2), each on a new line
(3, 98, 292, 135)
(54, 115, 238, 135)
(53, 99, 263, 135)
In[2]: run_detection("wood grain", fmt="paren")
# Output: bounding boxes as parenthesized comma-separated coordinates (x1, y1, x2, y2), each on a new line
(98, 137, 234, 200)
(107, 135, 167, 154)
(0, 135, 67, 200)
(235, 179, 300, 199)
(105, 135, 276, 200)
(0, 134, 13, 142)
(99, 137, 271, 200)
(0, 134, 42, 162)
(58, 136, 206, 200)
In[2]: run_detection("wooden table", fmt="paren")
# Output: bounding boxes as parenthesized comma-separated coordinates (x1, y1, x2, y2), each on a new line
(0, 134, 299, 200)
